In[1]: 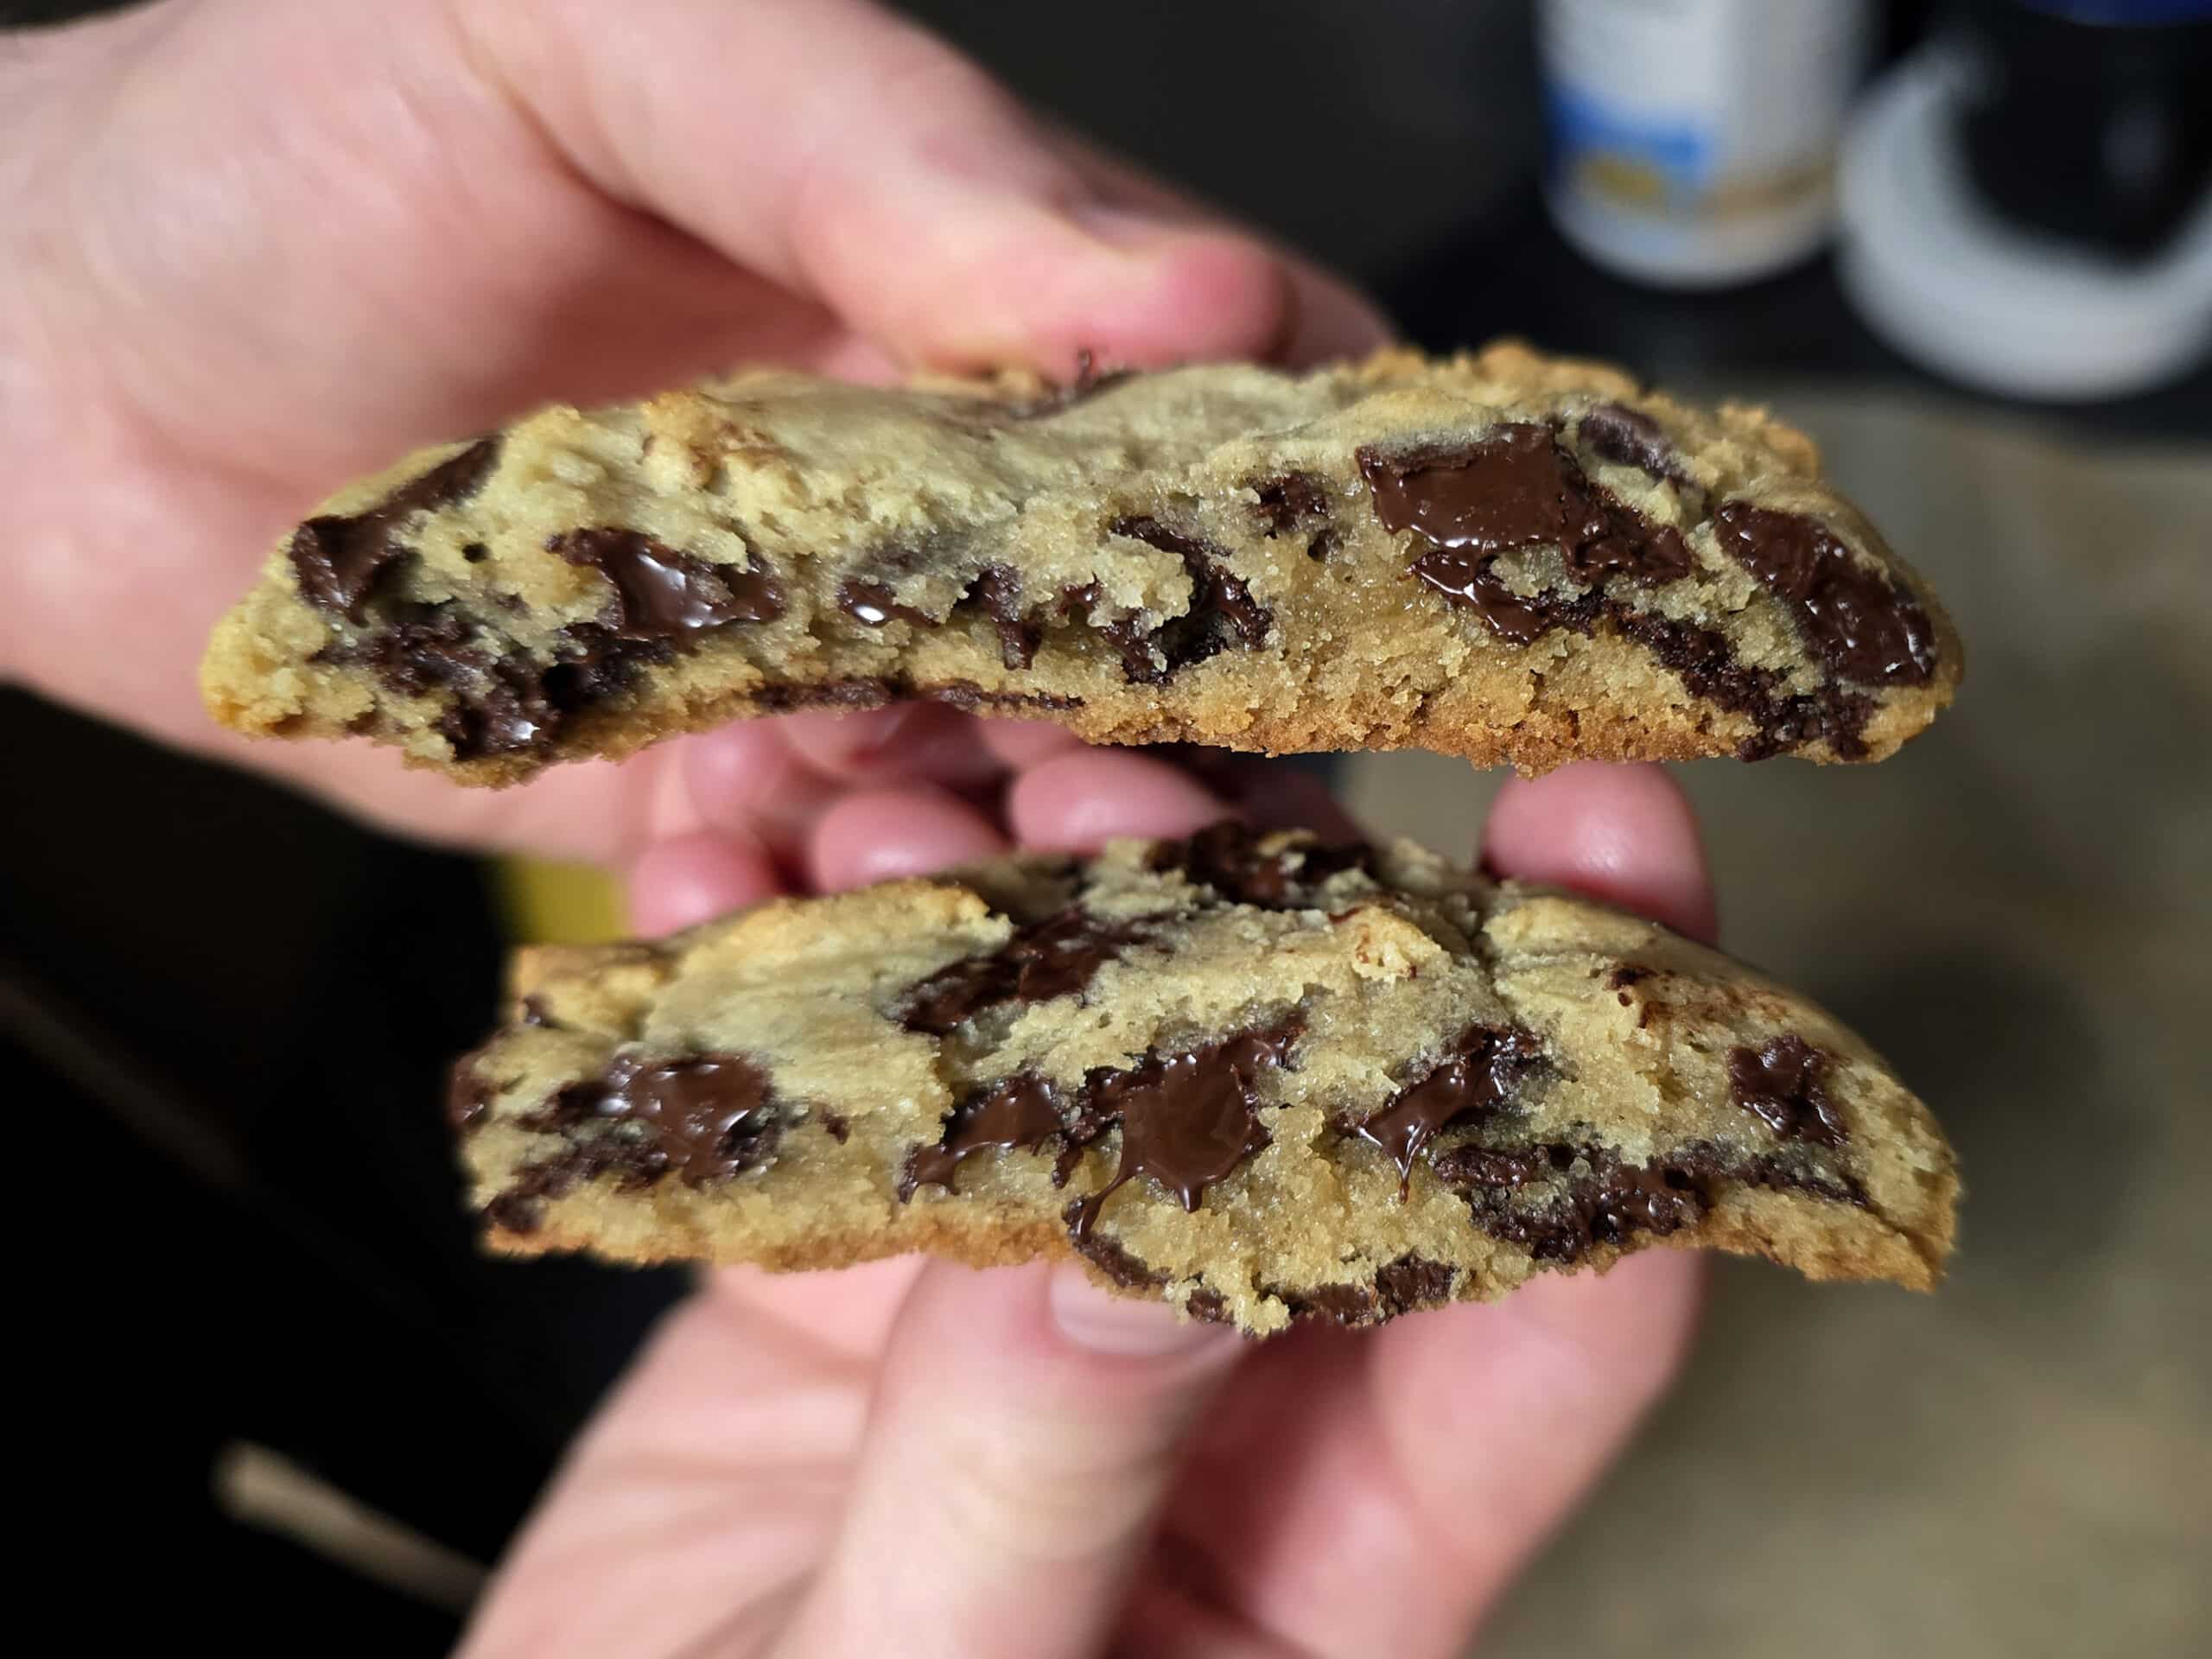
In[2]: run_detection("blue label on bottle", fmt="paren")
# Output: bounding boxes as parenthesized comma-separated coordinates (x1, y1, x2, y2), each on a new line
(1545, 85, 1713, 214)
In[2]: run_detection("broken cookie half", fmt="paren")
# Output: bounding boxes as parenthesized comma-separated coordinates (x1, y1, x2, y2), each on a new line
(206, 342, 1961, 784)
(450, 825, 1959, 1334)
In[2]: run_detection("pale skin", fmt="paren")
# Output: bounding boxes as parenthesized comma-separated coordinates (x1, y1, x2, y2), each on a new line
(4, 3, 1711, 1654)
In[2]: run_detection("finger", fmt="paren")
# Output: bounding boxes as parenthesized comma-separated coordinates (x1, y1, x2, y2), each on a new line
(777, 704, 1006, 791)
(1005, 749, 1234, 851)
(1053, 139, 1396, 366)
(976, 716, 1086, 772)
(775, 1262, 1241, 1659)
(805, 785, 1008, 893)
(1480, 762, 1718, 943)
(1169, 1253, 1702, 1659)
(626, 830, 785, 937)
(683, 723, 844, 867)
(464, 0, 1299, 376)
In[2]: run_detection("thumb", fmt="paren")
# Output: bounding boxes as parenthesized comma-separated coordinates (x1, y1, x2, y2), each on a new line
(772, 1260, 1241, 1659)
(465, 0, 1303, 374)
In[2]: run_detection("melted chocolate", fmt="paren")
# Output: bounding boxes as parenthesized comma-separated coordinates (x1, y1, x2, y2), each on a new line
(550, 529, 783, 636)
(1250, 471, 1332, 537)
(1349, 1024, 1547, 1192)
(837, 580, 936, 629)
(1092, 517, 1273, 682)
(1278, 1253, 1459, 1327)
(1605, 602, 1872, 760)
(1713, 504, 1936, 685)
(528, 1051, 782, 1186)
(959, 564, 1039, 668)
(1069, 1019, 1301, 1238)
(899, 1072, 1065, 1198)
(1577, 403, 1690, 485)
(1357, 426, 1691, 644)
(900, 908, 1147, 1034)
(446, 1051, 497, 1135)
(1147, 821, 1376, 910)
(1728, 1035, 1847, 1147)
(1064, 1216, 1164, 1289)
(289, 437, 502, 620)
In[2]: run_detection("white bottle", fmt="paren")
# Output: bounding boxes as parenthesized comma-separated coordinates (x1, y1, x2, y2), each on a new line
(1538, 0, 1873, 288)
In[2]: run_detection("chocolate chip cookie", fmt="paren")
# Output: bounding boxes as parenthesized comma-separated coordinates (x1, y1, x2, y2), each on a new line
(204, 343, 1961, 783)
(451, 825, 1958, 1333)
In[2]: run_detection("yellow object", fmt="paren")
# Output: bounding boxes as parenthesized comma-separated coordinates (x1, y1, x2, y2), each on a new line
(491, 856, 626, 944)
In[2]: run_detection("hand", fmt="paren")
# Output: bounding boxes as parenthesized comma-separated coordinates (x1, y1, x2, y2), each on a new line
(459, 763, 1714, 1659)
(2, 0, 1389, 873)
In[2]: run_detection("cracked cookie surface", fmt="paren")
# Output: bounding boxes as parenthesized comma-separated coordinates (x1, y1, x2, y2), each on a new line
(205, 343, 1961, 783)
(450, 825, 1959, 1334)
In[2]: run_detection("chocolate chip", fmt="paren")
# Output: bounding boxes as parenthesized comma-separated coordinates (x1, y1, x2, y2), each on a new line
(289, 437, 501, 620)
(1605, 602, 1873, 760)
(461, 542, 489, 564)
(1147, 821, 1376, 910)
(1576, 403, 1691, 486)
(1728, 1036, 1847, 1147)
(1357, 425, 1692, 645)
(1184, 1287, 1233, 1323)
(818, 1110, 850, 1144)
(958, 564, 1040, 669)
(899, 1072, 1065, 1198)
(1605, 964, 1654, 992)
(1373, 1254, 1457, 1314)
(446, 1052, 497, 1135)
(519, 994, 560, 1028)
(899, 908, 1149, 1034)
(1068, 1018, 1302, 1238)
(1280, 1283, 1380, 1325)
(1476, 1150, 1707, 1262)
(1428, 1144, 1565, 1189)
(1713, 504, 1936, 686)
(524, 1051, 783, 1186)
(550, 529, 783, 636)
(1347, 1025, 1547, 1193)
(1250, 472, 1332, 537)
(1093, 517, 1273, 683)
(838, 580, 937, 629)
(1064, 1213, 1164, 1289)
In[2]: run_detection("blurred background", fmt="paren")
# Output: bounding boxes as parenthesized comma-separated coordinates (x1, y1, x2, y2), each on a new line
(5, 0, 2206, 1652)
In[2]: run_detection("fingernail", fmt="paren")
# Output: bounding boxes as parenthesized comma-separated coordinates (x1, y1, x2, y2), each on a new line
(1067, 203, 1200, 254)
(1049, 1264, 1236, 1358)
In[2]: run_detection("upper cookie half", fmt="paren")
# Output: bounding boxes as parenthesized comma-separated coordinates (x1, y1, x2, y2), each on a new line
(204, 342, 1961, 784)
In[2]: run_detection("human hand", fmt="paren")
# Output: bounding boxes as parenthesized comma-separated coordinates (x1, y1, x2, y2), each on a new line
(2, 0, 1389, 872)
(458, 761, 1714, 1659)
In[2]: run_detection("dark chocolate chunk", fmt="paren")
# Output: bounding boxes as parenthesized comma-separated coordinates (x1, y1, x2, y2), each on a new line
(527, 1051, 783, 1186)
(899, 907, 1149, 1034)
(1605, 602, 1873, 760)
(899, 1072, 1065, 1198)
(1147, 821, 1376, 911)
(1577, 403, 1690, 486)
(1348, 1025, 1547, 1193)
(959, 564, 1040, 669)
(1069, 1018, 1302, 1238)
(446, 1052, 497, 1135)
(838, 580, 937, 629)
(1728, 1035, 1847, 1147)
(289, 436, 501, 620)
(1605, 964, 1654, 993)
(1184, 1287, 1233, 1323)
(1090, 517, 1273, 682)
(1713, 503, 1936, 686)
(1428, 1143, 1566, 1190)
(550, 528, 783, 636)
(1250, 471, 1332, 537)
(1473, 1150, 1708, 1263)
(1357, 426, 1691, 645)
(1064, 1213, 1164, 1289)
(1373, 1254, 1457, 1314)
(1280, 1283, 1380, 1325)
(819, 1110, 850, 1145)
(481, 1131, 680, 1236)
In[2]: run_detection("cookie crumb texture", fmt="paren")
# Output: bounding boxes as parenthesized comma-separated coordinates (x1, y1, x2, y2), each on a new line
(451, 827, 1959, 1334)
(204, 344, 1960, 783)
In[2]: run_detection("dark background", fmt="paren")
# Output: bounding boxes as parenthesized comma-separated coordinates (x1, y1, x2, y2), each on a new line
(7, 1, 2207, 1652)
